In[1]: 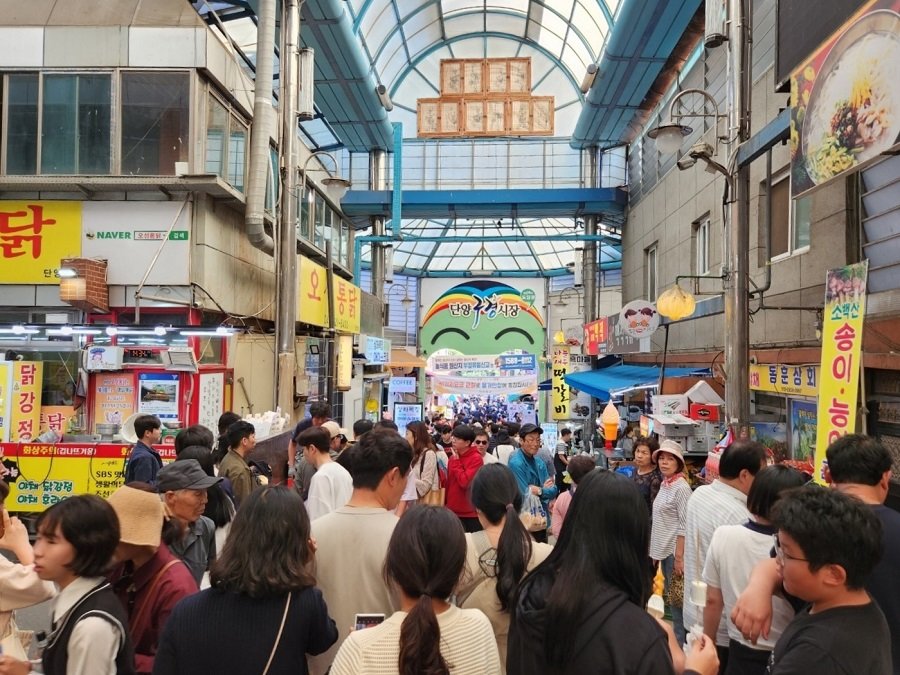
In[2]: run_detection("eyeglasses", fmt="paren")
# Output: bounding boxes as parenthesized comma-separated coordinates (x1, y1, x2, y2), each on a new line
(773, 534, 808, 564)
(474, 440, 489, 445)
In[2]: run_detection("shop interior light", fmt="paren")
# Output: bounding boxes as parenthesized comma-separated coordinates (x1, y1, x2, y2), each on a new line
(118, 328, 164, 336)
(57, 267, 78, 278)
(60, 325, 74, 335)
(105, 326, 118, 336)
(153, 326, 168, 336)
(70, 328, 102, 335)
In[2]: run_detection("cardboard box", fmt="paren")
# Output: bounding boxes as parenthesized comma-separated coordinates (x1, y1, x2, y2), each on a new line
(690, 403, 722, 422)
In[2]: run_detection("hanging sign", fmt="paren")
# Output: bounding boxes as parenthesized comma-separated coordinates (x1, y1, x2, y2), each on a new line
(333, 277, 361, 333)
(551, 346, 570, 420)
(298, 256, 329, 328)
(498, 353, 537, 371)
(430, 354, 497, 372)
(814, 260, 868, 483)
(431, 374, 537, 396)
(619, 300, 661, 339)
(584, 318, 608, 356)
(567, 354, 592, 419)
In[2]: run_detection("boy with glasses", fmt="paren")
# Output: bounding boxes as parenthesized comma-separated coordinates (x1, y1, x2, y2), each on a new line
(764, 486, 890, 674)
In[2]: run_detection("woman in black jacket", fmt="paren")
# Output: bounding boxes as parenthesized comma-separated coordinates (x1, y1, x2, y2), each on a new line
(507, 470, 718, 675)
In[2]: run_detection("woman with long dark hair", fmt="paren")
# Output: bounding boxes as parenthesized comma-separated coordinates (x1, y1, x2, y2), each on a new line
(507, 470, 718, 675)
(153, 487, 337, 674)
(330, 505, 500, 675)
(456, 464, 552, 672)
(405, 421, 441, 505)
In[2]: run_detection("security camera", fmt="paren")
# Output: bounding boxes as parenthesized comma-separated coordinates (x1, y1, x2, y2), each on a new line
(688, 142, 716, 160)
(677, 155, 697, 171)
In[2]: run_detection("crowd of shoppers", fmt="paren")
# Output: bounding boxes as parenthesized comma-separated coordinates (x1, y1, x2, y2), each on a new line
(0, 404, 894, 675)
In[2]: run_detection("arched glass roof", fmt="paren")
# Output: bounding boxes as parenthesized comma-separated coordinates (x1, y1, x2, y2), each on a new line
(192, 0, 628, 276)
(359, 217, 622, 277)
(346, 0, 621, 137)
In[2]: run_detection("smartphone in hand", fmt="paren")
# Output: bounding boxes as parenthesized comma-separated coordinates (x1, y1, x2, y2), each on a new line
(354, 613, 386, 631)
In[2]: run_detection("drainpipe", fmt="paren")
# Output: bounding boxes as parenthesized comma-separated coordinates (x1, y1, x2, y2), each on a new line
(245, 0, 276, 255)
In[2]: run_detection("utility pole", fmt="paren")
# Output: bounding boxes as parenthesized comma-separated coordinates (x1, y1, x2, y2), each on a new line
(723, 0, 751, 429)
(275, 0, 300, 418)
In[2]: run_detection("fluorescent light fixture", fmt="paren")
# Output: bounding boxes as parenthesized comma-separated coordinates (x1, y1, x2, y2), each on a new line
(376, 84, 393, 111)
(57, 267, 78, 278)
(118, 329, 162, 336)
(298, 48, 315, 120)
(179, 329, 234, 337)
(580, 63, 598, 94)
(60, 325, 74, 335)
(153, 326, 168, 336)
(12, 325, 38, 335)
(71, 328, 102, 335)
(105, 326, 118, 336)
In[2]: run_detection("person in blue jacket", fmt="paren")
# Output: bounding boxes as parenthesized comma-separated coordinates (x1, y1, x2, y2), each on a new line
(508, 423, 558, 543)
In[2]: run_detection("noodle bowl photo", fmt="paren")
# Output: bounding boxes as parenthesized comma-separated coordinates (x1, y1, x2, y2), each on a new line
(800, 9, 900, 186)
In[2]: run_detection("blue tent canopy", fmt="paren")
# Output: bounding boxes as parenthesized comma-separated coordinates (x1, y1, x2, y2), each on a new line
(564, 364, 711, 401)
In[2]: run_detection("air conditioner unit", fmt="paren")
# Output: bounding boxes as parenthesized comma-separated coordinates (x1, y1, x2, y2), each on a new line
(161, 347, 199, 373)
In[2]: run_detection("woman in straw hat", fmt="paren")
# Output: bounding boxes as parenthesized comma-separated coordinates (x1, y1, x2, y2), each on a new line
(107, 485, 197, 675)
(647, 439, 692, 646)
(154, 486, 337, 674)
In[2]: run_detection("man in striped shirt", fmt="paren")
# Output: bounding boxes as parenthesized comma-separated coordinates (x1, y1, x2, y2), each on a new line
(683, 440, 766, 671)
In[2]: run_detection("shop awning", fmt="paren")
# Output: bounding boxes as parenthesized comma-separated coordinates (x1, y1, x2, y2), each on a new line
(388, 348, 426, 369)
(564, 364, 712, 401)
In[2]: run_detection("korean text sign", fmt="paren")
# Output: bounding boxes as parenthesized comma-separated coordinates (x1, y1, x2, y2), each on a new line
(0, 201, 82, 283)
(1, 442, 176, 512)
(551, 346, 570, 420)
(814, 261, 868, 483)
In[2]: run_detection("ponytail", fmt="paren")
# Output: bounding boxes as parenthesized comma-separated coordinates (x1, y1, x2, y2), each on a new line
(398, 594, 449, 675)
(495, 501, 532, 611)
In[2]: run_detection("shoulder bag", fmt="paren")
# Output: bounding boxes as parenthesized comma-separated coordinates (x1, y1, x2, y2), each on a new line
(262, 592, 292, 675)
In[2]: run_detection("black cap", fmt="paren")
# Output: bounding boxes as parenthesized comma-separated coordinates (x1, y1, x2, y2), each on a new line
(519, 423, 544, 437)
(157, 459, 223, 492)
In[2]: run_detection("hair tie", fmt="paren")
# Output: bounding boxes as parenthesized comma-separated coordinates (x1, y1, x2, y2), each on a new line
(505, 503, 514, 510)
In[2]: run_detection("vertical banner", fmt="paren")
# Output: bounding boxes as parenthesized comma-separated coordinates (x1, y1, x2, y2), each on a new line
(0, 362, 10, 442)
(583, 318, 607, 356)
(814, 261, 868, 483)
(550, 346, 570, 420)
(11, 363, 43, 442)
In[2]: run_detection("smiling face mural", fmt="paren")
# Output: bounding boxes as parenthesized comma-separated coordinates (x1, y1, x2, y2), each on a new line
(419, 279, 545, 357)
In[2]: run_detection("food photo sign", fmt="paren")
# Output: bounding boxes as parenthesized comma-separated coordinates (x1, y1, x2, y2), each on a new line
(791, 0, 900, 197)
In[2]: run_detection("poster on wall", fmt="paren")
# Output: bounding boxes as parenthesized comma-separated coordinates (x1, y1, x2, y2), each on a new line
(419, 278, 545, 358)
(40, 406, 76, 436)
(814, 260, 868, 483)
(790, 0, 900, 198)
(567, 354, 592, 419)
(93, 373, 137, 426)
(394, 402, 424, 438)
(138, 373, 180, 421)
(790, 399, 818, 462)
(197, 373, 225, 435)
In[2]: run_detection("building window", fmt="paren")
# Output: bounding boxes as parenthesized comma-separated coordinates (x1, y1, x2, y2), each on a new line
(694, 217, 710, 275)
(204, 92, 247, 191)
(6, 74, 39, 175)
(314, 192, 327, 250)
(768, 174, 811, 259)
(40, 74, 111, 174)
(645, 243, 658, 301)
(121, 72, 190, 176)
